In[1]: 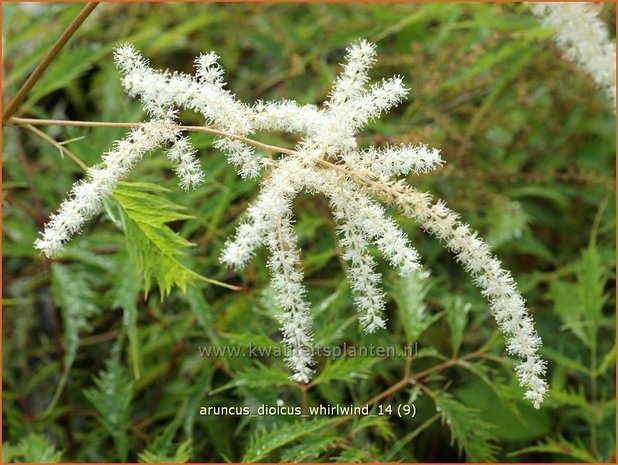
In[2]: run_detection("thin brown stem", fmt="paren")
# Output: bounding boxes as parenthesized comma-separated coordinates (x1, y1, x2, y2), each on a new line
(412, 359, 459, 381)
(411, 349, 488, 382)
(3, 3, 100, 121)
(22, 124, 88, 171)
(9, 117, 295, 155)
(11, 117, 135, 129)
(364, 377, 411, 408)
(12, 118, 417, 251)
(404, 353, 413, 379)
(325, 347, 486, 431)
(330, 366, 415, 428)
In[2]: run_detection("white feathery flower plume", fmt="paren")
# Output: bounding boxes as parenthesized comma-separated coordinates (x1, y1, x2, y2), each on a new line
(34, 119, 180, 256)
(530, 2, 616, 110)
(35, 40, 548, 408)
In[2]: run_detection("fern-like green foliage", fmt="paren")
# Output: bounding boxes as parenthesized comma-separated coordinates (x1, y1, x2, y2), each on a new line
(433, 391, 498, 462)
(109, 252, 142, 379)
(137, 403, 193, 463)
(51, 263, 100, 370)
(279, 431, 340, 462)
(334, 443, 380, 462)
(550, 240, 607, 347)
(2, 433, 63, 463)
(138, 440, 193, 464)
(242, 418, 340, 462)
(84, 342, 133, 461)
(444, 295, 471, 356)
(540, 226, 615, 462)
(511, 434, 597, 462)
(391, 271, 441, 344)
(312, 356, 379, 385)
(215, 363, 296, 392)
(576, 242, 607, 341)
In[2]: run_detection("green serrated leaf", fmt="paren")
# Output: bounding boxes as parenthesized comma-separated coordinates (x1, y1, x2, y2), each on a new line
(211, 363, 295, 394)
(3, 433, 63, 463)
(350, 413, 393, 439)
(51, 263, 100, 369)
(112, 181, 234, 298)
(577, 243, 606, 326)
(548, 385, 589, 409)
(541, 346, 590, 375)
(138, 439, 193, 464)
(550, 279, 589, 345)
(84, 342, 133, 462)
(390, 271, 441, 344)
(47, 263, 101, 413)
(444, 295, 471, 356)
(597, 343, 616, 376)
(110, 252, 143, 380)
(243, 418, 340, 462)
(456, 378, 550, 442)
(312, 356, 379, 386)
(511, 434, 597, 462)
(433, 390, 498, 462)
(279, 431, 339, 462)
(138, 405, 192, 463)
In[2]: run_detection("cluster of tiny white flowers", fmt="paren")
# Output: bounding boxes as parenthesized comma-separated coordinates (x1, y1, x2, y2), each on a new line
(390, 188, 547, 407)
(344, 143, 443, 178)
(530, 2, 616, 110)
(115, 44, 265, 179)
(167, 136, 205, 190)
(34, 119, 180, 256)
(35, 40, 548, 407)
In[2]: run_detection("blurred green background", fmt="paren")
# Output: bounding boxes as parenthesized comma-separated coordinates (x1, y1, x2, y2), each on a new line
(2, 2, 616, 463)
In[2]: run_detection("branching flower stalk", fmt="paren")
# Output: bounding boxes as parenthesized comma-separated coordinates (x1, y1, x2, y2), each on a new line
(530, 2, 616, 110)
(34, 41, 548, 408)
